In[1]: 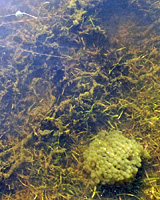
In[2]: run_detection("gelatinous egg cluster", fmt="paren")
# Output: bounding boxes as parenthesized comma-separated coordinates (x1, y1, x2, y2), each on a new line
(83, 130, 148, 185)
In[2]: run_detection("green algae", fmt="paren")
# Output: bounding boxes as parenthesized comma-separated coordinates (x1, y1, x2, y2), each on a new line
(0, 0, 160, 199)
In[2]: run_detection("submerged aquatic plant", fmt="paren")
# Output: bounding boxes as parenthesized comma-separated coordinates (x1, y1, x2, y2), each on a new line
(0, 0, 160, 199)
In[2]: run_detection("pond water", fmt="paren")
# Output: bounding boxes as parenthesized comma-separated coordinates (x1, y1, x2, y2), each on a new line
(0, 0, 160, 199)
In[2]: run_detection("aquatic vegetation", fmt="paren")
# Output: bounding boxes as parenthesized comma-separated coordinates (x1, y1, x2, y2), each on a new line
(0, 0, 160, 199)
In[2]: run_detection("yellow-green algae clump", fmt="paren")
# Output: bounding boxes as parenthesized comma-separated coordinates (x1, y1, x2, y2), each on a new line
(83, 130, 149, 186)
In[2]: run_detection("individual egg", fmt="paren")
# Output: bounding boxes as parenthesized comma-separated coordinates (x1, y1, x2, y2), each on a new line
(107, 174, 113, 179)
(91, 171, 96, 178)
(136, 162, 141, 168)
(98, 130, 106, 138)
(112, 160, 118, 166)
(116, 157, 122, 163)
(94, 177, 100, 184)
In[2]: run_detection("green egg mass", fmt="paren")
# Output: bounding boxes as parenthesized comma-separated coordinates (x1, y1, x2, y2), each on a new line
(83, 130, 149, 185)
